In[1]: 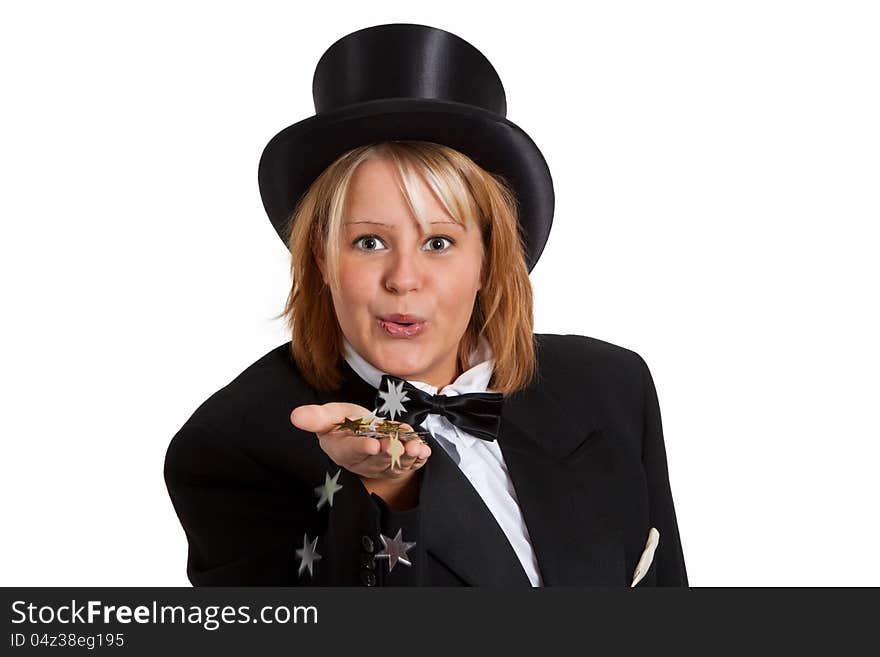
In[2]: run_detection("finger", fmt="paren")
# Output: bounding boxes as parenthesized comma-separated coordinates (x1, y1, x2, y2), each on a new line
(409, 442, 431, 469)
(348, 436, 382, 462)
(346, 434, 431, 470)
(403, 439, 424, 459)
(353, 438, 394, 476)
(391, 440, 422, 471)
(374, 436, 418, 472)
(319, 431, 381, 465)
(417, 443, 432, 461)
(400, 439, 431, 463)
(354, 437, 430, 477)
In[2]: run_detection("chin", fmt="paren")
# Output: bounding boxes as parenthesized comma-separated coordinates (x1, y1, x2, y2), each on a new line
(382, 358, 426, 379)
(376, 349, 428, 377)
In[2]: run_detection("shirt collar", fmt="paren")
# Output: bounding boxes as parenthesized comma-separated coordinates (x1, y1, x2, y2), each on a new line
(342, 334, 495, 397)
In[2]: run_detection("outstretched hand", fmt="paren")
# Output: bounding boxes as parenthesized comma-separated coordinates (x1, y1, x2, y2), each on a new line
(290, 402, 431, 481)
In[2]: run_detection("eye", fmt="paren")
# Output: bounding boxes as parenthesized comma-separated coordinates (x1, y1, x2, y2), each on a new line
(353, 234, 387, 251)
(423, 236, 454, 252)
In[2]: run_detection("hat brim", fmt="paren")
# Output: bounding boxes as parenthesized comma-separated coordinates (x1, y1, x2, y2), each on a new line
(257, 98, 554, 272)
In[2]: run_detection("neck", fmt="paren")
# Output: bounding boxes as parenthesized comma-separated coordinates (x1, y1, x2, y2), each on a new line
(400, 355, 461, 390)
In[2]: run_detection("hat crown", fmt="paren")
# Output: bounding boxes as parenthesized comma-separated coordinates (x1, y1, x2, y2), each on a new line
(312, 23, 507, 117)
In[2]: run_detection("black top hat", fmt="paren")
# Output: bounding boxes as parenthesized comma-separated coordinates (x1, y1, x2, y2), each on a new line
(257, 23, 554, 272)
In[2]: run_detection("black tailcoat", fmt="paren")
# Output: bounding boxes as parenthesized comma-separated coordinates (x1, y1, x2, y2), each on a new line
(163, 333, 688, 586)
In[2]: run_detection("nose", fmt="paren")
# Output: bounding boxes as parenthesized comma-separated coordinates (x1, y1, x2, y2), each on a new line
(384, 248, 422, 294)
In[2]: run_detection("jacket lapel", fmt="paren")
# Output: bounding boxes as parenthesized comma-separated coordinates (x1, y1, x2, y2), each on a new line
(419, 430, 532, 586)
(499, 386, 625, 585)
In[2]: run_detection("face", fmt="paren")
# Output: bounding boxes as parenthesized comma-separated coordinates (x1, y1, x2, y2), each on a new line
(316, 157, 484, 389)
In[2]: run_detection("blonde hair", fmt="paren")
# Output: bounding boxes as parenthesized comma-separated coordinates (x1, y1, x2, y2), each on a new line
(273, 140, 536, 395)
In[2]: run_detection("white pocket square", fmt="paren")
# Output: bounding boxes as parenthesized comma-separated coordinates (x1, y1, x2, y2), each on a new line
(630, 527, 660, 587)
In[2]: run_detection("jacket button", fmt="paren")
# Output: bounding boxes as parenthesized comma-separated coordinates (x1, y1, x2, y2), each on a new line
(360, 570, 377, 586)
(361, 535, 374, 553)
(360, 553, 376, 570)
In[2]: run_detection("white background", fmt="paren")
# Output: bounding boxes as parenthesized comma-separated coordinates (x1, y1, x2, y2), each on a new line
(2, 1, 877, 586)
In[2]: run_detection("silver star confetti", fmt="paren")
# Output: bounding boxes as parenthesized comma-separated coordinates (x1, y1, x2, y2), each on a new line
(377, 378, 410, 421)
(375, 528, 416, 571)
(365, 407, 382, 430)
(295, 533, 322, 579)
(314, 469, 344, 510)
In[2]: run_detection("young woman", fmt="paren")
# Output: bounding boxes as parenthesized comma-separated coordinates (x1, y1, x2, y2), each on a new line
(164, 24, 688, 587)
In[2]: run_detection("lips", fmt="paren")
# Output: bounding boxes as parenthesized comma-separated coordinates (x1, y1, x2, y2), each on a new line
(377, 313, 427, 338)
(378, 313, 426, 324)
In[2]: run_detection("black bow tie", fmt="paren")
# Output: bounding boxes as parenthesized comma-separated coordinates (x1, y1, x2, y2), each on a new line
(374, 374, 504, 442)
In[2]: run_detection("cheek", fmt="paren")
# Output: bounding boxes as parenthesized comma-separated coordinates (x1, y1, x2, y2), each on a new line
(437, 265, 481, 317)
(336, 261, 374, 301)
(331, 264, 376, 330)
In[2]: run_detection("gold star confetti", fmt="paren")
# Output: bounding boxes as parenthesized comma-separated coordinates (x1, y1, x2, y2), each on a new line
(332, 414, 429, 443)
(387, 435, 405, 469)
(335, 416, 365, 432)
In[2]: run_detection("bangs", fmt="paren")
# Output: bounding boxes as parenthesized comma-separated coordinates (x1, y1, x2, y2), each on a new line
(374, 142, 478, 234)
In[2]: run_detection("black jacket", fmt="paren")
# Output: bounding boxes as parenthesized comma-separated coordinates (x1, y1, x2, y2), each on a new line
(163, 333, 688, 586)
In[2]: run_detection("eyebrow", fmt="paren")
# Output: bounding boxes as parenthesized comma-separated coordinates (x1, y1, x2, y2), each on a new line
(344, 219, 462, 227)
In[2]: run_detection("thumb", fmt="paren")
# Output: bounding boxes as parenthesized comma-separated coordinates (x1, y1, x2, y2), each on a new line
(290, 402, 374, 434)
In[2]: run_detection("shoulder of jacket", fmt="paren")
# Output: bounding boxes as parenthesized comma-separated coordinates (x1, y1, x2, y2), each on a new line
(534, 332, 646, 377)
(165, 341, 332, 486)
(528, 333, 652, 429)
(176, 341, 311, 437)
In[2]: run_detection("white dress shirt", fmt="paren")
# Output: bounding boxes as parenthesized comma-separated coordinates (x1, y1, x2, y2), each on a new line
(342, 335, 544, 586)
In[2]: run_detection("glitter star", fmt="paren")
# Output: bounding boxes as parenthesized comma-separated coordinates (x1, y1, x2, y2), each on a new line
(377, 378, 410, 421)
(295, 533, 322, 579)
(387, 435, 405, 469)
(364, 407, 382, 430)
(314, 469, 344, 510)
(375, 528, 416, 571)
(335, 416, 364, 432)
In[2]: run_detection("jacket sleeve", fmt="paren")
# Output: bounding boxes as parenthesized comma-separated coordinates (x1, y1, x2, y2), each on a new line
(164, 421, 425, 586)
(638, 355, 689, 586)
